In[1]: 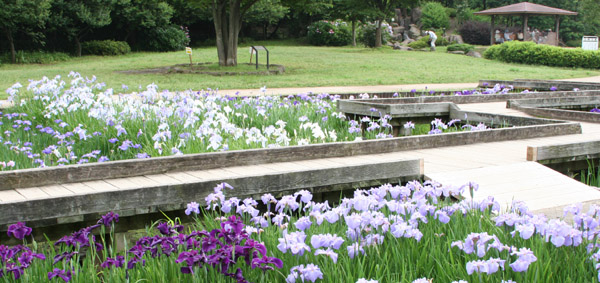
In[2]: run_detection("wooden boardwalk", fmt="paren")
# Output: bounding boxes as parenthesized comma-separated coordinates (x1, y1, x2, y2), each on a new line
(1, 101, 599, 226)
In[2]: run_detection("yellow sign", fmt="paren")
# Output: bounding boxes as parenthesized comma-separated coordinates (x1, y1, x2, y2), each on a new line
(185, 47, 192, 55)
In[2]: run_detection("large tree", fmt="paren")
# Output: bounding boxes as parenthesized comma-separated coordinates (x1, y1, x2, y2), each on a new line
(50, 0, 114, 57)
(0, 0, 51, 63)
(333, 0, 373, 46)
(211, 0, 260, 66)
(112, 0, 174, 45)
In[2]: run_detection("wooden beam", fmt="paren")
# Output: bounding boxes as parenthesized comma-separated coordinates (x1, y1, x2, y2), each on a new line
(524, 14, 529, 41)
(555, 15, 560, 44)
(490, 15, 495, 45)
(527, 140, 600, 162)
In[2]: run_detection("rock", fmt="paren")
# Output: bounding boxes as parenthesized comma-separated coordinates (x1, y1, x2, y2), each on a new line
(466, 51, 482, 58)
(448, 51, 465, 55)
(386, 41, 395, 47)
(402, 38, 415, 45)
(447, 34, 464, 44)
(392, 26, 405, 34)
(408, 24, 421, 39)
(411, 7, 422, 25)
(391, 34, 404, 41)
(403, 33, 410, 41)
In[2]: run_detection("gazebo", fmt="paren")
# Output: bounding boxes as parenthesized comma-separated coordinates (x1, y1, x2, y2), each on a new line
(474, 2, 577, 45)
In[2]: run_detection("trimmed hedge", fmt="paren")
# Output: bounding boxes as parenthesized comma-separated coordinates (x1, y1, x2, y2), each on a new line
(483, 41, 600, 69)
(447, 43, 474, 53)
(0, 51, 70, 64)
(82, 40, 131, 56)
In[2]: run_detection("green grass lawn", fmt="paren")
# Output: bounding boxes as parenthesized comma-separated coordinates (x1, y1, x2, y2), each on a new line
(1, 39, 599, 99)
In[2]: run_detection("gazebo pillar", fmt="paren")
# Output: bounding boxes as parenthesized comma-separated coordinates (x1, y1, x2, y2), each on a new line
(490, 15, 495, 45)
(523, 14, 529, 41)
(555, 15, 560, 43)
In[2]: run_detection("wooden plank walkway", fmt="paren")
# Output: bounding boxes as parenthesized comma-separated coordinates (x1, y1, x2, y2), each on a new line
(0, 156, 422, 228)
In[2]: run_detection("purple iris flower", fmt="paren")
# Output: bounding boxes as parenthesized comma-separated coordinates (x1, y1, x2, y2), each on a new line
(48, 268, 72, 282)
(97, 212, 119, 227)
(101, 256, 125, 269)
(185, 202, 200, 215)
(7, 222, 32, 240)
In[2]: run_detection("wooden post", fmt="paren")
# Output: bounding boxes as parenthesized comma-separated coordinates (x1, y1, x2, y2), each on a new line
(523, 15, 529, 41)
(555, 15, 560, 45)
(490, 15, 495, 45)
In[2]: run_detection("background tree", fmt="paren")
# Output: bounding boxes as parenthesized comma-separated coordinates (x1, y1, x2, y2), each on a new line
(332, 0, 373, 46)
(244, 0, 289, 40)
(421, 1, 450, 30)
(0, 0, 51, 63)
(50, 0, 114, 57)
(112, 0, 174, 47)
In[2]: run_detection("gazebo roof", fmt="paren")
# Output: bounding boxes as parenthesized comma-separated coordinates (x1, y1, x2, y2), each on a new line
(473, 2, 577, 16)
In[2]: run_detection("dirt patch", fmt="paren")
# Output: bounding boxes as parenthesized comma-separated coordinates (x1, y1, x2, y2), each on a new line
(117, 62, 285, 76)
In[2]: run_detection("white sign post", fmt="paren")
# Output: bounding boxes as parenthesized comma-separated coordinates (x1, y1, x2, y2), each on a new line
(582, 36, 599, 51)
(185, 47, 193, 67)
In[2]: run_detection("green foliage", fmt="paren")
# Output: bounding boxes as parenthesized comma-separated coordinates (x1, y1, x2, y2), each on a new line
(244, 0, 289, 26)
(82, 40, 131, 56)
(447, 43, 474, 53)
(483, 41, 600, 69)
(357, 22, 392, 48)
(408, 36, 430, 49)
(421, 2, 450, 30)
(0, 0, 51, 62)
(459, 20, 491, 45)
(0, 51, 70, 64)
(307, 20, 352, 46)
(143, 25, 188, 52)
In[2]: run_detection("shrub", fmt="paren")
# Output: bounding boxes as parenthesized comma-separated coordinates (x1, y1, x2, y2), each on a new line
(483, 41, 600, 69)
(0, 51, 71, 64)
(141, 25, 189, 52)
(82, 40, 131, 56)
(408, 33, 449, 49)
(408, 36, 431, 49)
(307, 20, 352, 46)
(459, 20, 491, 45)
(421, 2, 450, 30)
(447, 43, 474, 53)
(358, 22, 392, 48)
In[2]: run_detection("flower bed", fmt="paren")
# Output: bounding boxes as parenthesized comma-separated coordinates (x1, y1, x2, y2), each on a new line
(1, 73, 396, 171)
(2, 181, 600, 282)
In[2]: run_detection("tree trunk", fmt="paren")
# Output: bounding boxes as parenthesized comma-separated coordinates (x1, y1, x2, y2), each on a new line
(352, 20, 357, 47)
(4, 29, 16, 64)
(75, 37, 82, 57)
(268, 20, 282, 39)
(226, 0, 241, 66)
(375, 19, 383, 48)
(213, 0, 229, 66)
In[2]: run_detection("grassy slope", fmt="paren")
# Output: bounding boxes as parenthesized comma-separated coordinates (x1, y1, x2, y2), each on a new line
(1, 40, 599, 99)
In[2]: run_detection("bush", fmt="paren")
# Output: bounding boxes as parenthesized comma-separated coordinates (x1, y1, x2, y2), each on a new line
(307, 20, 352, 46)
(447, 43, 474, 53)
(0, 51, 71, 64)
(358, 22, 392, 48)
(483, 41, 600, 69)
(408, 36, 431, 49)
(459, 20, 491, 45)
(142, 25, 189, 52)
(408, 33, 449, 49)
(421, 2, 450, 30)
(82, 40, 131, 56)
